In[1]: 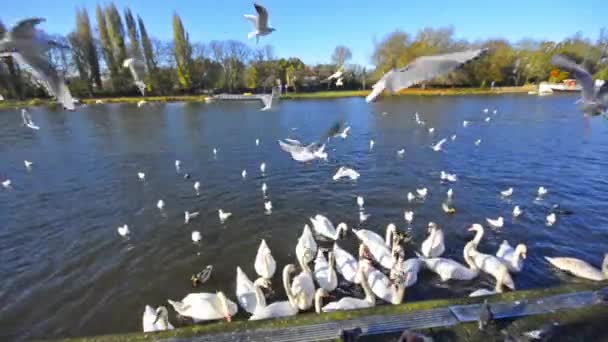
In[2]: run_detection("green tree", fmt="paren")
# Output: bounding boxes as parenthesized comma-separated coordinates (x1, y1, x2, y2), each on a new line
(138, 16, 157, 71)
(371, 30, 411, 78)
(96, 5, 119, 89)
(124, 8, 142, 60)
(75, 8, 102, 91)
(105, 4, 127, 68)
(172, 13, 193, 90)
(0, 20, 23, 99)
(245, 65, 258, 89)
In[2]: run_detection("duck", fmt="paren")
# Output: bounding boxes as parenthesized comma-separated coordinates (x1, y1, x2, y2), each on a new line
(218, 209, 232, 223)
(310, 214, 348, 240)
(464, 238, 515, 291)
(236, 266, 270, 314)
(249, 280, 298, 320)
(142, 305, 174, 332)
(191, 265, 213, 287)
(513, 205, 522, 218)
(255, 239, 276, 281)
(486, 216, 504, 229)
(361, 258, 406, 305)
(167, 292, 238, 322)
(333, 166, 360, 181)
(295, 224, 318, 266)
(417, 250, 479, 282)
(333, 242, 360, 284)
(500, 187, 513, 197)
(314, 250, 337, 291)
(420, 222, 445, 258)
(496, 240, 527, 272)
(284, 261, 315, 311)
(545, 254, 608, 281)
(314, 267, 375, 313)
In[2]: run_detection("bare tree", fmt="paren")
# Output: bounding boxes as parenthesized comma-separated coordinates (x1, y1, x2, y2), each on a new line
(331, 45, 352, 66)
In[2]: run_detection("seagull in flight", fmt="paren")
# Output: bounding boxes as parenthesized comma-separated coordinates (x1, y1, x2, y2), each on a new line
(431, 138, 447, 152)
(244, 3, 276, 43)
(366, 49, 488, 102)
(0, 18, 75, 110)
(123, 58, 146, 96)
(21, 109, 39, 130)
(552, 54, 608, 115)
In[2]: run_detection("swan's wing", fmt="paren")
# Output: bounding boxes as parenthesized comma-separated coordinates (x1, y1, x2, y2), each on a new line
(10, 52, 75, 110)
(9, 18, 45, 40)
(254, 3, 269, 30)
(142, 305, 157, 332)
(551, 54, 594, 101)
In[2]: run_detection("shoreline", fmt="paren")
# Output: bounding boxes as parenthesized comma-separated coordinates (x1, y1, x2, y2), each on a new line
(0, 86, 537, 110)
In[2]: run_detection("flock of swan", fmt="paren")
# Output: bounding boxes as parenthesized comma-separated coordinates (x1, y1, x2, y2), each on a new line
(135, 108, 608, 334)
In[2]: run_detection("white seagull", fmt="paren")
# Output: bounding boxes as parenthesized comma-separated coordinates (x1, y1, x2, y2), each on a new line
(242, 170, 247, 179)
(416, 188, 428, 199)
(440, 171, 457, 182)
(123, 58, 146, 95)
(255, 138, 260, 146)
(513, 205, 522, 218)
(185, 211, 199, 224)
(213, 148, 217, 156)
(369, 139, 375, 150)
(175, 160, 181, 171)
(264, 201, 272, 215)
(485, 117, 491, 122)
(2, 179, 11, 188)
(332, 166, 360, 181)
(431, 138, 447, 152)
(428, 127, 435, 134)
(244, 3, 276, 43)
(24, 160, 33, 169)
(219, 209, 232, 223)
(117, 224, 130, 237)
(137, 172, 146, 181)
(407, 192, 416, 202)
(137, 100, 146, 108)
(447, 188, 453, 200)
(546, 213, 556, 226)
(397, 149, 405, 157)
(194, 181, 200, 195)
(260, 162, 266, 174)
(501, 187, 513, 197)
(463, 120, 469, 127)
(357, 196, 364, 209)
(486, 216, 504, 229)
(474, 139, 482, 146)
(359, 211, 370, 223)
(451, 134, 456, 141)
(404, 211, 414, 224)
(0, 18, 75, 110)
(261, 182, 268, 195)
(21, 109, 40, 130)
(335, 126, 351, 139)
(537, 186, 548, 198)
(157, 199, 165, 210)
(192, 231, 202, 243)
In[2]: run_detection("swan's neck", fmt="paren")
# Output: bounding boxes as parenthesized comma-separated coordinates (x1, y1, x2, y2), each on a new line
(283, 266, 297, 307)
(327, 252, 335, 284)
(512, 248, 524, 267)
(385, 226, 394, 247)
(391, 283, 405, 305)
(472, 228, 484, 245)
(602, 254, 608, 278)
(359, 271, 375, 306)
(463, 242, 479, 271)
(298, 253, 312, 274)
(334, 224, 346, 240)
(314, 289, 324, 314)
(494, 266, 508, 293)
(253, 284, 266, 309)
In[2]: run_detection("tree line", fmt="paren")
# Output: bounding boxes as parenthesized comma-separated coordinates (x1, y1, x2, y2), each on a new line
(0, 5, 607, 100)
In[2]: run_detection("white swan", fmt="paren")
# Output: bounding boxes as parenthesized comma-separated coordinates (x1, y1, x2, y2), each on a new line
(249, 281, 298, 320)
(284, 261, 315, 311)
(352, 224, 395, 269)
(545, 254, 608, 281)
(361, 259, 406, 304)
(295, 224, 318, 266)
(314, 250, 337, 291)
(167, 292, 238, 322)
(417, 251, 479, 282)
(468, 264, 513, 297)
(464, 239, 515, 291)
(314, 267, 375, 313)
(420, 222, 445, 258)
(310, 214, 348, 240)
(468, 223, 486, 246)
(391, 256, 422, 287)
(496, 240, 527, 272)
(236, 266, 270, 314)
(255, 239, 276, 280)
(142, 305, 174, 332)
(333, 242, 359, 284)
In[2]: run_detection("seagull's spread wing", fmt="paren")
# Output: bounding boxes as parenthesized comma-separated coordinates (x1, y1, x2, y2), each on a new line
(9, 18, 45, 41)
(244, 14, 258, 29)
(124, 58, 147, 95)
(254, 3, 269, 30)
(551, 54, 594, 101)
(11, 52, 75, 110)
(367, 49, 487, 102)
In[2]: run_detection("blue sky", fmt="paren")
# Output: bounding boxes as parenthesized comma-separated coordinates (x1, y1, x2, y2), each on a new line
(2, 0, 604, 67)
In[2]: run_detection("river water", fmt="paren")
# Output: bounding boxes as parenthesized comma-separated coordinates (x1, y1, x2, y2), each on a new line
(1, 95, 607, 340)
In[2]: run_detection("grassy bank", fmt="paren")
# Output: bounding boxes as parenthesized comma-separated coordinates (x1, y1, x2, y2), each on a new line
(0, 86, 537, 110)
(280, 85, 536, 100)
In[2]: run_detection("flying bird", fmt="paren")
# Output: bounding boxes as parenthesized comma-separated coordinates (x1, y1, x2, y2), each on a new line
(117, 224, 130, 237)
(21, 109, 39, 130)
(123, 58, 146, 96)
(431, 138, 447, 152)
(184, 211, 199, 224)
(366, 49, 488, 102)
(551, 54, 608, 115)
(219, 209, 232, 223)
(333, 166, 360, 181)
(24, 160, 34, 169)
(501, 187, 513, 197)
(244, 3, 276, 43)
(0, 18, 75, 110)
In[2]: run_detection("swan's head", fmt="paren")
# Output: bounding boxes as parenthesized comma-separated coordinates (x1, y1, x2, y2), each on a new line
(602, 253, 608, 275)
(153, 306, 169, 324)
(216, 291, 232, 322)
(336, 222, 348, 237)
(468, 224, 484, 233)
(427, 222, 438, 233)
(387, 223, 397, 233)
(515, 244, 528, 259)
